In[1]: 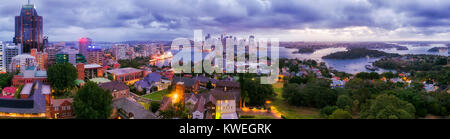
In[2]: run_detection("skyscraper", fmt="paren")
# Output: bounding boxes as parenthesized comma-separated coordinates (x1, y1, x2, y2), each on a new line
(79, 37, 92, 57)
(0, 42, 4, 72)
(14, 2, 43, 53)
(2, 43, 22, 72)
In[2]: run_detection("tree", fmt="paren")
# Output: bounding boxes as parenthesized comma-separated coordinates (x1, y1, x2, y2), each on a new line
(283, 78, 337, 108)
(73, 81, 113, 119)
(282, 83, 303, 105)
(336, 95, 353, 110)
(0, 73, 14, 88)
(369, 72, 380, 80)
(320, 105, 338, 117)
(240, 76, 275, 106)
(329, 109, 352, 119)
(150, 102, 161, 113)
(355, 72, 370, 80)
(381, 72, 395, 79)
(47, 63, 78, 94)
(159, 102, 190, 119)
(360, 94, 415, 119)
(394, 89, 428, 117)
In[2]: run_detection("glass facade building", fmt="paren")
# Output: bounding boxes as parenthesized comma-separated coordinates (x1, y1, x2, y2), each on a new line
(14, 4, 43, 53)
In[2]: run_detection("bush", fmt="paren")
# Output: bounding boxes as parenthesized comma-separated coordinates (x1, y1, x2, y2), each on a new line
(329, 109, 352, 119)
(320, 106, 339, 116)
(151, 102, 161, 113)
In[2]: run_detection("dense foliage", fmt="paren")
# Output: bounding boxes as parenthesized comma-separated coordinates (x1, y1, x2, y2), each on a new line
(283, 78, 338, 108)
(0, 73, 14, 88)
(118, 57, 150, 68)
(239, 74, 276, 106)
(73, 81, 113, 119)
(323, 48, 400, 59)
(47, 63, 78, 94)
(360, 94, 416, 119)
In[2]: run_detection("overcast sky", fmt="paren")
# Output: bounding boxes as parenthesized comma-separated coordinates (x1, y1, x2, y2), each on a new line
(1, 0, 450, 42)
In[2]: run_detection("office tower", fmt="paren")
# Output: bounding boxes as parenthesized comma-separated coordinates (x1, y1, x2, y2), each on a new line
(79, 37, 92, 57)
(14, 3, 43, 53)
(76, 54, 86, 64)
(43, 36, 48, 48)
(87, 47, 104, 65)
(59, 47, 78, 65)
(2, 44, 22, 72)
(44, 46, 58, 66)
(0, 42, 3, 72)
(56, 54, 69, 64)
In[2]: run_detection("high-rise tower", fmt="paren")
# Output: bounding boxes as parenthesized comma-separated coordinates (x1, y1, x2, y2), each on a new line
(14, 2, 43, 53)
(79, 37, 92, 57)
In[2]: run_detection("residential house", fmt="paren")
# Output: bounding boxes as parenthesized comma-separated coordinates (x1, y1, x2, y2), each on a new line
(172, 77, 200, 93)
(51, 98, 74, 119)
(98, 81, 130, 100)
(135, 72, 162, 94)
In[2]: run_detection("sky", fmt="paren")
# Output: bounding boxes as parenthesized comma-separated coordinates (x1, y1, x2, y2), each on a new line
(1, 0, 450, 42)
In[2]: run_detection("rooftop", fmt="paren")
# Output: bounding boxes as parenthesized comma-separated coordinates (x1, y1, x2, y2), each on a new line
(0, 81, 47, 114)
(112, 97, 156, 119)
(52, 98, 73, 107)
(107, 68, 143, 76)
(99, 81, 129, 92)
(90, 78, 111, 84)
(85, 64, 103, 69)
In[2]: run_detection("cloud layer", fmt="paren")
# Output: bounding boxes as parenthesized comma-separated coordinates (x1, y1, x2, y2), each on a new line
(0, 0, 449, 41)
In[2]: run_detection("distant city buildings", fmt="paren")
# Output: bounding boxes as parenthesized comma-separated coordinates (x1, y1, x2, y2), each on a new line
(14, 3, 43, 53)
(112, 44, 129, 60)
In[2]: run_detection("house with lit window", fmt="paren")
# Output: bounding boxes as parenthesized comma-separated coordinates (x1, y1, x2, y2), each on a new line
(172, 77, 200, 93)
(50, 98, 74, 119)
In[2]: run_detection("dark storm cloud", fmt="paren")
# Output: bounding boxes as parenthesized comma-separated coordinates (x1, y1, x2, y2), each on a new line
(0, 0, 449, 41)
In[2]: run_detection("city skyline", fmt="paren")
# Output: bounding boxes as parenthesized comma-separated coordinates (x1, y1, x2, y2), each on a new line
(0, 0, 450, 42)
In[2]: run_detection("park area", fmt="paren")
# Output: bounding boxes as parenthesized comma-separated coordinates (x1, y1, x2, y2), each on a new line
(142, 89, 169, 101)
(269, 82, 321, 119)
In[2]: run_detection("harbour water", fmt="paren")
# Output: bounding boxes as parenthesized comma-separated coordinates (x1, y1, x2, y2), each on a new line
(153, 44, 447, 74)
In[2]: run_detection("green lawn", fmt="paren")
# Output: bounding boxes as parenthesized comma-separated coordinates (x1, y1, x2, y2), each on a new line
(142, 89, 169, 101)
(270, 82, 322, 119)
(240, 115, 275, 119)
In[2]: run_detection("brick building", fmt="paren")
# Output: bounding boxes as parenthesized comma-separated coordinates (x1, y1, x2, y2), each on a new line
(98, 81, 130, 100)
(50, 98, 74, 119)
(106, 68, 147, 85)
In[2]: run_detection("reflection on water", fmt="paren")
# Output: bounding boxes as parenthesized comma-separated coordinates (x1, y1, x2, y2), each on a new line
(151, 44, 447, 74)
(277, 47, 394, 74)
(376, 43, 448, 56)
